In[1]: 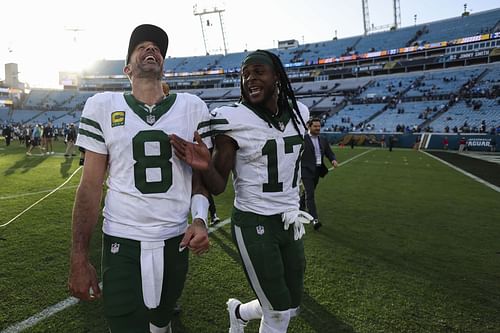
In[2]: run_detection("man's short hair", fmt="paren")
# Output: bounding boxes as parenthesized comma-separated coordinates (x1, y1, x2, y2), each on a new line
(308, 117, 321, 127)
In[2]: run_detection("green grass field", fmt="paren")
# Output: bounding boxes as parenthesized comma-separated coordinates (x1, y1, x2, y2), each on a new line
(1, 141, 499, 333)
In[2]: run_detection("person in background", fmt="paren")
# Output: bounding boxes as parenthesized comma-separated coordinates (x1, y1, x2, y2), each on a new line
(442, 136, 449, 150)
(300, 117, 338, 230)
(26, 124, 43, 156)
(2, 125, 12, 146)
(458, 136, 467, 152)
(43, 122, 55, 154)
(64, 123, 77, 156)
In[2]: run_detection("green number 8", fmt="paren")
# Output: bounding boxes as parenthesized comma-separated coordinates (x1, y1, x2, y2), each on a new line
(132, 130, 172, 194)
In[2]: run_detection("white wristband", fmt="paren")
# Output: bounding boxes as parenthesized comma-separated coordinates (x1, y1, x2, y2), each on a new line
(190, 194, 209, 228)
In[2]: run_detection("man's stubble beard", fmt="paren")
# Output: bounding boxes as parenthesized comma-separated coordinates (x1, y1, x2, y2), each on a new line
(134, 62, 163, 81)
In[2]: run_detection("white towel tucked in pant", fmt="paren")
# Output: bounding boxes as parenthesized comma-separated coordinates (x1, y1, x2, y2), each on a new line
(140, 241, 165, 309)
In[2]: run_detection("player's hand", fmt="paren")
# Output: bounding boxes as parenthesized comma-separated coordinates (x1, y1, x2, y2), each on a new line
(68, 260, 101, 301)
(170, 132, 211, 170)
(332, 160, 339, 168)
(179, 219, 209, 255)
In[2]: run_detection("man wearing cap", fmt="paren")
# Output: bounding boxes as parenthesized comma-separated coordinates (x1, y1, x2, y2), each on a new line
(68, 24, 212, 333)
(172, 50, 311, 333)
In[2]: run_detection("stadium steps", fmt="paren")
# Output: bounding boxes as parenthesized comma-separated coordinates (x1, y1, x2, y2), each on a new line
(363, 75, 425, 126)
(422, 68, 489, 129)
(21, 110, 47, 125)
(350, 37, 362, 53)
(322, 79, 375, 126)
(493, 20, 500, 33)
(405, 25, 429, 47)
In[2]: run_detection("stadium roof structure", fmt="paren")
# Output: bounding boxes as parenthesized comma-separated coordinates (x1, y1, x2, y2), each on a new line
(79, 8, 500, 79)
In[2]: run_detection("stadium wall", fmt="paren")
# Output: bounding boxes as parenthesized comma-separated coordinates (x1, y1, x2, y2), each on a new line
(322, 133, 499, 151)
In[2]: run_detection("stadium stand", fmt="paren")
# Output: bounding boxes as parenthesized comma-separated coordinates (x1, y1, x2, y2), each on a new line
(5, 8, 499, 138)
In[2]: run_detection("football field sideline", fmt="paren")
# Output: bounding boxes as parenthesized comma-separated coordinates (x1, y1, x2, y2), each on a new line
(0, 166, 82, 228)
(0, 148, 373, 333)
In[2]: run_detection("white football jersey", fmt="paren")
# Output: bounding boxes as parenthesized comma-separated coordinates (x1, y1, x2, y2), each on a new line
(209, 101, 309, 215)
(76, 92, 212, 241)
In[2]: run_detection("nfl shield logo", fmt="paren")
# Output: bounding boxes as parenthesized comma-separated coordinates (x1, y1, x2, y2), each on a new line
(278, 122, 285, 131)
(146, 114, 156, 125)
(111, 243, 120, 254)
(256, 225, 265, 235)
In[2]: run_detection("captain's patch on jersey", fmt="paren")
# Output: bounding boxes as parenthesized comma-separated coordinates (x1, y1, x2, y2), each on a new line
(111, 111, 125, 127)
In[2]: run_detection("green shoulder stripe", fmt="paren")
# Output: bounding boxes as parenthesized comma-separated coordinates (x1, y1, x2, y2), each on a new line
(80, 117, 102, 131)
(197, 118, 229, 130)
(200, 129, 231, 139)
(78, 128, 105, 143)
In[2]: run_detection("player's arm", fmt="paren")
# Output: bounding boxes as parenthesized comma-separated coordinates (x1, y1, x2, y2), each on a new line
(180, 169, 210, 255)
(170, 132, 237, 195)
(68, 151, 107, 301)
(204, 134, 237, 195)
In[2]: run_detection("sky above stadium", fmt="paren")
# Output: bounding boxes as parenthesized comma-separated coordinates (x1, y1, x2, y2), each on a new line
(0, 0, 498, 88)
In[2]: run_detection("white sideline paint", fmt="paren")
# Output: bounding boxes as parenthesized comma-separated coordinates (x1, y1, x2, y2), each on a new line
(0, 149, 370, 332)
(1, 218, 231, 333)
(329, 148, 372, 171)
(422, 151, 500, 193)
(0, 185, 78, 201)
(0, 166, 82, 228)
(1, 297, 80, 333)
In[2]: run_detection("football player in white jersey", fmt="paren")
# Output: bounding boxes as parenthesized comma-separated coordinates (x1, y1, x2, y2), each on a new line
(172, 50, 312, 333)
(68, 24, 211, 333)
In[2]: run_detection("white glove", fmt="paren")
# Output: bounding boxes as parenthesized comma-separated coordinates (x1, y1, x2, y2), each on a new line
(282, 210, 314, 240)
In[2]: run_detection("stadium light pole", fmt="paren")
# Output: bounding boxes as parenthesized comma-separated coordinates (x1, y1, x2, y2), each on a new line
(193, 5, 228, 56)
(362, 0, 370, 35)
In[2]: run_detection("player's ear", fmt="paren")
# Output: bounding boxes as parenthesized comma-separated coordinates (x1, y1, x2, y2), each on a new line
(123, 64, 131, 76)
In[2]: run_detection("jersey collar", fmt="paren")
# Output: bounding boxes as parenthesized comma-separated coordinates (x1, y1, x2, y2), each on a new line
(124, 92, 177, 126)
(241, 101, 291, 132)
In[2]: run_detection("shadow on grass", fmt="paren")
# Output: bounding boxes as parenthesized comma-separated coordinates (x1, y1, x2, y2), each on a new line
(210, 228, 355, 333)
(60, 156, 74, 178)
(3, 154, 48, 176)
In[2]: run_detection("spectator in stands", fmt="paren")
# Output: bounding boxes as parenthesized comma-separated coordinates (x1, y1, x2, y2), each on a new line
(64, 123, 77, 156)
(170, 49, 311, 333)
(300, 117, 338, 230)
(68, 24, 210, 333)
(43, 122, 54, 154)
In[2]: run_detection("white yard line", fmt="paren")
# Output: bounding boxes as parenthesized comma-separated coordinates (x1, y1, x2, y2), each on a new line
(422, 151, 500, 193)
(0, 166, 82, 228)
(0, 185, 78, 200)
(0, 218, 232, 333)
(0, 298, 80, 333)
(329, 148, 372, 171)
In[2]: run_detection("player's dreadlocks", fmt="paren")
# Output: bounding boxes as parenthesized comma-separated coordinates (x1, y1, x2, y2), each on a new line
(240, 50, 308, 137)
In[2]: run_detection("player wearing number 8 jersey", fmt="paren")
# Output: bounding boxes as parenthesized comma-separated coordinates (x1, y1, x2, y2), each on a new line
(172, 50, 311, 333)
(69, 24, 211, 333)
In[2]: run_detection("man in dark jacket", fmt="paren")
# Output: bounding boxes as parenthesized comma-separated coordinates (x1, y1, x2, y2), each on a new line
(300, 117, 338, 230)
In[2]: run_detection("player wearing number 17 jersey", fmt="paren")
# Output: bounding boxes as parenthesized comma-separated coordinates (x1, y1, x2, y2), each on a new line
(69, 24, 211, 333)
(172, 50, 311, 333)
